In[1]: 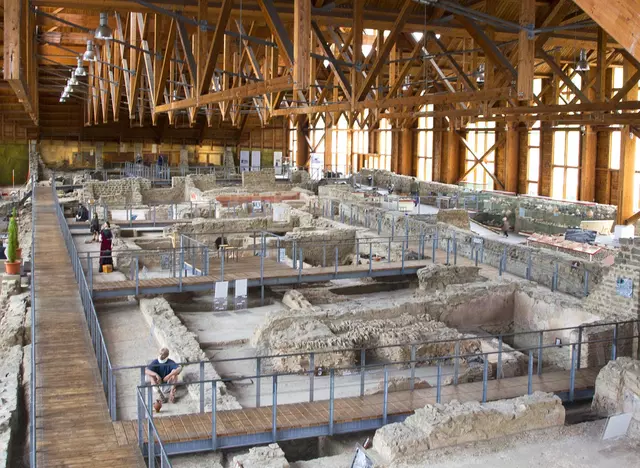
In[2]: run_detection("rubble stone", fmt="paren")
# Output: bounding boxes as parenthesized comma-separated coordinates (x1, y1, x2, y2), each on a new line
(373, 392, 565, 461)
(416, 264, 481, 291)
(232, 443, 290, 468)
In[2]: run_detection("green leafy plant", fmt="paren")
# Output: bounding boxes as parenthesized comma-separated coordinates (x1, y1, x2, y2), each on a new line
(6, 216, 18, 263)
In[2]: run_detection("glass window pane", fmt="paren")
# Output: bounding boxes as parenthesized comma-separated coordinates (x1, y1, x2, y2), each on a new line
(528, 182, 539, 196)
(529, 130, 540, 147)
(553, 132, 566, 165)
(528, 148, 540, 180)
(552, 167, 565, 199)
(567, 131, 580, 166)
(566, 168, 579, 200)
(611, 131, 622, 170)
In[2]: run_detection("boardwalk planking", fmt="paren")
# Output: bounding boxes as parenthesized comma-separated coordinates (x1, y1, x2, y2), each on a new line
(33, 187, 145, 467)
(113, 367, 599, 446)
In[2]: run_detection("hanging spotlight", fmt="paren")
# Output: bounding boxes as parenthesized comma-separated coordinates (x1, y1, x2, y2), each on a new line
(62, 90, 70, 99)
(83, 40, 96, 61)
(94, 12, 113, 40)
(575, 49, 590, 72)
(402, 75, 411, 91)
(476, 63, 485, 84)
(68, 70, 79, 87)
(75, 56, 87, 77)
(64, 84, 73, 95)
(59, 96, 67, 103)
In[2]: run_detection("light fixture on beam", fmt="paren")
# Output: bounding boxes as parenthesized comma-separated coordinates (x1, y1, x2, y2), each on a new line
(476, 63, 485, 84)
(402, 75, 411, 91)
(64, 84, 73, 95)
(94, 12, 113, 40)
(59, 96, 67, 103)
(83, 40, 96, 61)
(68, 70, 79, 87)
(75, 57, 87, 77)
(575, 49, 590, 72)
(62, 90, 70, 99)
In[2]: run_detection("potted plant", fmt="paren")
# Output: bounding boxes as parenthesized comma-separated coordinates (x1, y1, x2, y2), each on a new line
(5, 215, 21, 275)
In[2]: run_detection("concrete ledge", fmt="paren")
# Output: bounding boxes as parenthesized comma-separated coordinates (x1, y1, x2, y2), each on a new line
(373, 392, 564, 462)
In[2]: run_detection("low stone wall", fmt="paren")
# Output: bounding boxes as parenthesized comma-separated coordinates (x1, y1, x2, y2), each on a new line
(373, 392, 565, 461)
(0, 346, 23, 468)
(281, 228, 357, 266)
(592, 358, 640, 439)
(417, 264, 481, 291)
(139, 298, 241, 411)
(0, 293, 29, 349)
(141, 177, 186, 205)
(242, 168, 276, 190)
(232, 443, 290, 468)
(85, 178, 151, 205)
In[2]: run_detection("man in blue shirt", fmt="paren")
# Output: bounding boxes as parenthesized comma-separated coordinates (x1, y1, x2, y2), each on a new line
(145, 347, 182, 403)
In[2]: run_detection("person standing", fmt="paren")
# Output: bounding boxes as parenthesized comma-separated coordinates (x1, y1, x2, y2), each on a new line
(98, 222, 113, 272)
(501, 217, 510, 238)
(410, 177, 420, 207)
(90, 212, 100, 242)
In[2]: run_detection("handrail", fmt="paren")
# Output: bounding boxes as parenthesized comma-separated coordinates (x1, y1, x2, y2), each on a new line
(51, 178, 117, 419)
(29, 174, 37, 468)
(136, 388, 172, 467)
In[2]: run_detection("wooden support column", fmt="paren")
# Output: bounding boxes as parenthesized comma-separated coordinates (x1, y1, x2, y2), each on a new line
(444, 126, 460, 184)
(293, 0, 311, 93)
(617, 57, 639, 224)
(505, 122, 520, 193)
(517, 0, 535, 100)
(296, 117, 310, 168)
(324, 114, 332, 170)
(581, 69, 598, 202)
(400, 126, 413, 176)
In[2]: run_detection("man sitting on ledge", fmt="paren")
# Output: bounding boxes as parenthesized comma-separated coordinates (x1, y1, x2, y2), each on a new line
(145, 347, 182, 403)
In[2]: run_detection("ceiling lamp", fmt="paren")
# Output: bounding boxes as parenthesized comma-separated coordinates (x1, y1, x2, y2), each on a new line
(62, 90, 70, 99)
(94, 12, 113, 40)
(68, 70, 79, 87)
(476, 63, 485, 84)
(59, 96, 67, 103)
(64, 84, 73, 95)
(75, 57, 87, 77)
(402, 75, 411, 91)
(575, 49, 590, 72)
(83, 40, 96, 61)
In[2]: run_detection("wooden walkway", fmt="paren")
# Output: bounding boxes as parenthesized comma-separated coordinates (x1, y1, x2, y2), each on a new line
(33, 187, 145, 467)
(113, 367, 599, 448)
(92, 256, 428, 297)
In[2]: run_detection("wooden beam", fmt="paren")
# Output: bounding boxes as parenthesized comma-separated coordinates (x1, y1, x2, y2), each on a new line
(596, 28, 608, 101)
(311, 22, 351, 100)
(257, 0, 294, 67)
(517, 0, 536, 100)
(293, 0, 311, 92)
(505, 123, 519, 192)
(155, 75, 293, 113)
(351, 0, 364, 104)
(617, 57, 639, 224)
(537, 47, 591, 103)
(154, 19, 176, 109)
(356, 0, 414, 101)
(198, 0, 234, 96)
(573, 0, 640, 64)
(444, 127, 460, 185)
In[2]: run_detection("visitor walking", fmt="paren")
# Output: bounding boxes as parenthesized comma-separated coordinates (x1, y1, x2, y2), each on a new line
(90, 212, 100, 242)
(145, 347, 182, 403)
(410, 177, 420, 206)
(501, 217, 510, 238)
(98, 222, 113, 272)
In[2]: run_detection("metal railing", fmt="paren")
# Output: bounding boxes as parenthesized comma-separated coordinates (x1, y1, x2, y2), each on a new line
(52, 179, 117, 419)
(314, 199, 597, 298)
(136, 388, 172, 467)
(135, 330, 638, 453)
(113, 319, 638, 421)
(30, 175, 37, 468)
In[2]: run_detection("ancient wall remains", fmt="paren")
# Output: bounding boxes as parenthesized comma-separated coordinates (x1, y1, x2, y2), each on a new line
(139, 298, 241, 411)
(373, 392, 565, 461)
(84, 178, 151, 205)
(242, 168, 276, 189)
(592, 358, 640, 439)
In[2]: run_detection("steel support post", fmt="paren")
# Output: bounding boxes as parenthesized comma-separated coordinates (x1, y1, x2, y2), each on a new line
(537, 331, 544, 376)
(329, 370, 335, 435)
(584, 270, 589, 297)
(612, 324, 618, 360)
(200, 362, 205, 413)
(335, 248, 339, 277)
(272, 376, 278, 442)
(212, 381, 218, 450)
(482, 356, 488, 402)
(528, 350, 534, 395)
(576, 326, 583, 369)
(569, 344, 577, 402)
(369, 242, 373, 275)
(497, 336, 503, 379)
(454, 341, 460, 384)
(147, 386, 155, 465)
(382, 367, 389, 425)
(256, 357, 261, 407)
(410, 345, 416, 391)
(309, 353, 315, 402)
(360, 348, 366, 397)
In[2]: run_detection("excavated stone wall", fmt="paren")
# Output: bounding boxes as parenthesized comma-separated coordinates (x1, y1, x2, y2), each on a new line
(417, 264, 481, 291)
(139, 298, 241, 411)
(373, 392, 565, 461)
(242, 168, 276, 190)
(0, 346, 23, 468)
(84, 178, 151, 205)
(436, 209, 470, 229)
(231, 443, 290, 468)
(141, 177, 187, 205)
(281, 228, 357, 266)
(592, 358, 640, 439)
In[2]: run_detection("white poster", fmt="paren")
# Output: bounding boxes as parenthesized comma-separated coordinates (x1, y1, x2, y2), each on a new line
(251, 150, 261, 171)
(240, 150, 250, 172)
(274, 151, 283, 175)
(310, 152, 324, 180)
(214, 281, 229, 311)
(272, 204, 291, 223)
(235, 279, 248, 310)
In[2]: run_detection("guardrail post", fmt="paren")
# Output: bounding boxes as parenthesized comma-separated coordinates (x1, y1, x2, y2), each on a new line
(446, 238, 450, 265)
(410, 345, 416, 390)
(382, 366, 388, 425)
(137, 391, 144, 451)
(220, 247, 225, 281)
(255, 357, 262, 407)
(147, 386, 155, 465)
(260, 251, 265, 305)
(110, 368, 116, 420)
(356, 239, 360, 265)
(528, 350, 534, 395)
(360, 348, 366, 396)
(309, 353, 315, 402)
(453, 235, 458, 265)
(329, 369, 335, 435)
(454, 341, 460, 384)
(272, 375, 278, 442)
(377, 216, 381, 234)
(576, 326, 583, 369)
(401, 242, 405, 273)
(292, 241, 297, 269)
(537, 331, 544, 376)
(436, 360, 442, 403)
(212, 381, 218, 450)
(368, 242, 373, 274)
(583, 270, 589, 297)
(552, 262, 559, 291)
(135, 257, 139, 296)
(482, 355, 488, 403)
(612, 323, 618, 360)
(199, 362, 205, 413)
(526, 252, 532, 280)
(179, 250, 184, 291)
(475, 249, 479, 267)
(391, 216, 395, 240)
(497, 335, 503, 379)
(334, 247, 339, 278)
(387, 237, 391, 264)
(569, 344, 577, 402)
(88, 256, 93, 292)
